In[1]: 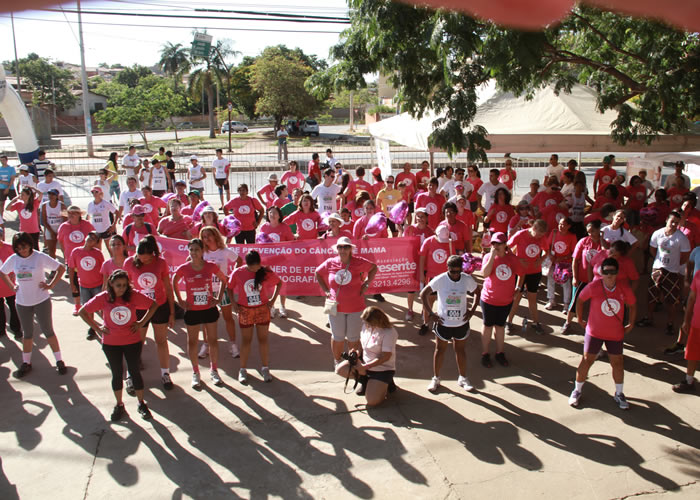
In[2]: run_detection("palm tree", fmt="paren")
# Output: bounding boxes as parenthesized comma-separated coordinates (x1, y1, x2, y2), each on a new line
(159, 42, 191, 142)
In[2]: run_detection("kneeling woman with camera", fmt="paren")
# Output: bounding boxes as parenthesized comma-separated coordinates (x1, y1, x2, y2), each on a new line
(335, 306, 398, 406)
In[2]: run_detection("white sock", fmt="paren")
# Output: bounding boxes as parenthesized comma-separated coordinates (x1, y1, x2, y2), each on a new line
(575, 381, 584, 392)
(160, 368, 169, 376)
(615, 383, 624, 395)
(22, 352, 32, 364)
(686, 374, 695, 384)
(53, 351, 62, 362)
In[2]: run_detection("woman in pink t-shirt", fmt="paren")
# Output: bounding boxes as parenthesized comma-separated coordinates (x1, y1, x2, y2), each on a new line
(79, 269, 158, 421)
(223, 184, 264, 244)
(280, 160, 306, 191)
(258, 206, 293, 317)
(228, 250, 282, 384)
(7, 187, 41, 249)
(68, 231, 105, 340)
(484, 188, 515, 235)
(173, 239, 228, 389)
(353, 200, 389, 240)
(101, 235, 129, 290)
(191, 206, 226, 238)
(466, 166, 483, 213)
(563, 219, 602, 333)
(545, 217, 578, 311)
(157, 198, 194, 240)
(283, 194, 322, 240)
(403, 209, 434, 322)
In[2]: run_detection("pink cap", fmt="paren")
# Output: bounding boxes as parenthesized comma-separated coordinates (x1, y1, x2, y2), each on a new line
(132, 205, 146, 216)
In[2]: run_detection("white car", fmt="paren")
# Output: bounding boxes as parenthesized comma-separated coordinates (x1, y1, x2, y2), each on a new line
(221, 121, 248, 133)
(287, 119, 320, 136)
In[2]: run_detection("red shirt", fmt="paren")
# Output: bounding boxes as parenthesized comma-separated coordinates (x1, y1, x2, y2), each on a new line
(139, 196, 167, 226)
(0, 243, 16, 298)
(101, 258, 126, 278)
(667, 187, 688, 210)
(122, 223, 154, 250)
(592, 195, 622, 211)
(258, 222, 294, 243)
(416, 170, 431, 190)
(57, 220, 96, 263)
(283, 211, 321, 239)
(541, 204, 570, 235)
(414, 192, 446, 229)
(690, 273, 700, 328)
(308, 160, 321, 181)
(486, 204, 515, 234)
(158, 216, 193, 239)
(467, 178, 483, 203)
(224, 196, 263, 231)
(8, 200, 40, 234)
(594, 167, 616, 187)
(457, 209, 476, 230)
(480, 252, 523, 306)
(228, 266, 280, 306)
(436, 219, 471, 250)
(83, 291, 154, 346)
(371, 181, 385, 200)
(420, 236, 453, 280)
(508, 229, 548, 274)
(403, 224, 434, 245)
(498, 168, 516, 190)
(546, 230, 577, 261)
(626, 185, 647, 211)
(395, 172, 417, 190)
(344, 201, 365, 221)
(572, 236, 602, 283)
(591, 250, 639, 284)
(531, 191, 564, 212)
(124, 256, 170, 306)
(346, 178, 373, 202)
(315, 256, 374, 313)
(353, 215, 388, 239)
(579, 278, 636, 341)
(280, 171, 305, 190)
(257, 184, 277, 208)
(508, 215, 532, 235)
(68, 246, 105, 288)
(174, 261, 220, 310)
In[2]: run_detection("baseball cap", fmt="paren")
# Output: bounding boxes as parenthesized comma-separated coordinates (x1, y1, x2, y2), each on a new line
(371, 167, 381, 176)
(188, 189, 201, 196)
(19, 165, 29, 171)
(132, 205, 146, 216)
(491, 232, 507, 244)
(91, 185, 103, 193)
(175, 180, 186, 186)
(267, 173, 279, 181)
(190, 155, 198, 161)
(47, 188, 60, 196)
(202, 205, 217, 214)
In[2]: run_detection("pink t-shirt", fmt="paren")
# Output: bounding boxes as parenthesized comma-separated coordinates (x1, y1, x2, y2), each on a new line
(626, 185, 647, 211)
(228, 266, 280, 306)
(467, 178, 483, 202)
(579, 278, 635, 340)
(68, 246, 105, 289)
(315, 256, 374, 313)
(122, 223, 154, 250)
(257, 184, 277, 208)
(531, 191, 564, 212)
(101, 258, 127, 278)
(594, 167, 616, 187)
(57, 220, 96, 262)
(414, 192, 446, 229)
(224, 196, 263, 231)
(436, 219, 471, 250)
(281, 171, 305, 190)
(416, 170, 431, 190)
(456, 209, 475, 230)
(395, 172, 416, 190)
(486, 204, 515, 234)
(353, 214, 388, 239)
(158, 216, 193, 239)
(690, 273, 700, 328)
(498, 168, 516, 190)
(346, 179, 373, 202)
(590, 251, 639, 284)
(174, 261, 220, 310)
(371, 181, 385, 200)
(403, 224, 434, 245)
(83, 291, 154, 345)
(420, 236, 453, 280)
(258, 222, 294, 243)
(139, 196, 167, 227)
(572, 236, 602, 283)
(8, 200, 40, 234)
(541, 204, 569, 234)
(0, 243, 16, 298)
(480, 252, 523, 306)
(507, 229, 547, 274)
(546, 230, 578, 261)
(283, 211, 321, 240)
(344, 201, 365, 221)
(124, 256, 170, 306)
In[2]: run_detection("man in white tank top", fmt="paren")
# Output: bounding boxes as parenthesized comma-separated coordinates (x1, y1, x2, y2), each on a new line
(212, 148, 231, 210)
(188, 155, 206, 194)
(122, 146, 141, 185)
(149, 159, 170, 197)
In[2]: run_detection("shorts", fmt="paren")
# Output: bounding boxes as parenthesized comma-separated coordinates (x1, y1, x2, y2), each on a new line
(99, 229, 115, 240)
(685, 327, 700, 361)
(584, 334, 623, 356)
(366, 369, 395, 384)
(153, 190, 165, 198)
(434, 322, 469, 341)
(235, 230, 256, 244)
(238, 303, 271, 328)
(567, 281, 588, 313)
(80, 285, 102, 305)
(520, 272, 542, 294)
(44, 225, 60, 241)
(649, 268, 682, 305)
(328, 311, 362, 342)
(480, 300, 512, 327)
(137, 301, 171, 326)
(184, 307, 220, 326)
(215, 178, 230, 190)
(219, 289, 232, 307)
(0, 189, 17, 202)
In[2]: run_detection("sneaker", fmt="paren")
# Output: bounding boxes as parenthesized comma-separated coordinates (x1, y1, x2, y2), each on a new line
(568, 389, 582, 407)
(665, 323, 675, 336)
(198, 343, 209, 359)
(72, 304, 80, 316)
(270, 307, 278, 319)
(125, 377, 135, 396)
(191, 372, 201, 389)
(13, 331, 23, 342)
(494, 352, 509, 367)
(161, 373, 174, 390)
(533, 322, 545, 335)
(614, 392, 630, 410)
(481, 353, 492, 368)
(56, 360, 67, 375)
(457, 375, 474, 392)
(404, 311, 414, 322)
(664, 342, 685, 355)
(418, 324, 430, 336)
(545, 301, 556, 310)
(672, 379, 695, 393)
(13, 362, 32, 379)
(110, 404, 126, 422)
(86, 328, 97, 341)
(559, 322, 571, 335)
(230, 343, 240, 358)
(427, 376, 440, 393)
(210, 370, 223, 386)
(261, 367, 272, 383)
(506, 322, 516, 335)
(278, 306, 288, 319)
(521, 318, 528, 332)
(137, 401, 153, 420)
(238, 368, 248, 384)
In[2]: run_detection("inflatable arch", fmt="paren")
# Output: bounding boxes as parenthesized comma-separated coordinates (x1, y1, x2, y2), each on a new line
(0, 63, 40, 164)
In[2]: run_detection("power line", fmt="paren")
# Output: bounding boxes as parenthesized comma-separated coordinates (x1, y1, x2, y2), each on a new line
(193, 8, 348, 21)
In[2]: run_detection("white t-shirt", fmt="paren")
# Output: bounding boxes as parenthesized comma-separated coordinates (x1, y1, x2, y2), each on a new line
(546, 164, 564, 180)
(326, 156, 338, 168)
(118, 189, 143, 214)
(150, 166, 168, 191)
(602, 225, 638, 247)
(521, 192, 535, 205)
(88, 199, 117, 233)
(204, 247, 240, 292)
(37, 180, 63, 203)
(212, 158, 230, 179)
(560, 183, 575, 199)
(17, 174, 37, 190)
(664, 173, 691, 190)
(428, 272, 478, 327)
(442, 179, 472, 200)
(0, 251, 61, 306)
(650, 228, 691, 273)
(311, 183, 341, 214)
(477, 182, 507, 212)
(360, 326, 397, 371)
(189, 164, 204, 188)
(122, 154, 141, 177)
(568, 192, 586, 222)
(140, 167, 151, 187)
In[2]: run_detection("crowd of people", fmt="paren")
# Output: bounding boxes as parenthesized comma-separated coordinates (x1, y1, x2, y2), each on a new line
(0, 148, 698, 420)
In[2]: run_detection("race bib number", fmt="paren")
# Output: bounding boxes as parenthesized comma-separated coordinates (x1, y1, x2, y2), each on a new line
(193, 291, 208, 305)
(446, 309, 461, 318)
(93, 215, 103, 225)
(244, 279, 262, 305)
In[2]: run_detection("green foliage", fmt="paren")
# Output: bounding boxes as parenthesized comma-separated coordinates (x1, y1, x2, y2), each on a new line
(158, 42, 191, 77)
(313, 1, 699, 158)
(367, 104, 396, 114)
(229, 58, 258, 120)
(329, 86, 377, 110)
(114, 65, 153, 88)
(3, 53, 76, 110)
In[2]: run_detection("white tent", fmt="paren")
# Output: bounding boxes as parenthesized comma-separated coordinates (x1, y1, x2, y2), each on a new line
(369, 84, 700, 153)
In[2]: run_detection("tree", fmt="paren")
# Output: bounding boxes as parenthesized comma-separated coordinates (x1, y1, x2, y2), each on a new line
(3, 53, 76, 110)
(114, 64, 153, 88)
(95, 76, 186, 149)
(158, 42, 191, 78)
(229, 57, 259, 120)
(250, 48, 322, 130)
(310, 1, 699, 159)
(329, 86, 377, 110)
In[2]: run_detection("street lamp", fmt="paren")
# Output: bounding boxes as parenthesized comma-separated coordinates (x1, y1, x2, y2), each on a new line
(227, 101, 233, 153)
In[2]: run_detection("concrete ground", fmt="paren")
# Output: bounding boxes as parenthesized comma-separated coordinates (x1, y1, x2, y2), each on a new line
(0, 199, 699, 499)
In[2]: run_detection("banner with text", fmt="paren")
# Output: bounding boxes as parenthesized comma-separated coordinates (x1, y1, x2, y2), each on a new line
(156, 236, 421, 296)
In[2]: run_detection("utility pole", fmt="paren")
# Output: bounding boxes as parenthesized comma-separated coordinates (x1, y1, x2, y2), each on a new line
(76, 0, 94, 156)
(10, 13, 20, 90)
(349, 91, 354, 131)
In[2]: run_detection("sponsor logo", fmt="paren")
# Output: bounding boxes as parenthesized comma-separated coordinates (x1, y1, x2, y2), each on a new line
(432, 249, 447, 263)
(81, 256, 96, 271)
(301, 219, 315, 231)
(496, 211, 508, 223)
(20, 209, 33, 219)
(238, 205, 251, 215)
(495, 264, 512, 280)
(525, 243, 540, 258)
(69, 230, 85, 243)
(426, 203, 437, 215)
(601, 298, 621, 317)
(137, 272, 157, 290)
(334, 269, 352, 285)
(110, 306, 132, 326)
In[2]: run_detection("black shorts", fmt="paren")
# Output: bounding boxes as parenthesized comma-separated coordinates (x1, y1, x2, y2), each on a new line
(235, 230, 256, 244)
(366, 369, 395, 384)
(520, 272, 542, 294)
(480, 300, 512, 327)
(99, 229, 115, 240)
(215, 178, 230, 189)
(184, 307, 220, 326)
(469, 201, 478, 212)
(434, 322, 470, 341)
(153, 190, 166, 198)
(567, 281, 588, 313)
(408, 201, 415, 214)
(137, 302, 171, 326)
(0, 189, 17, 202)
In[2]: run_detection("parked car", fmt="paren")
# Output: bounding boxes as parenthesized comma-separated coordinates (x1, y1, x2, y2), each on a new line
(286, 119, 320, 136)
(221, 121, 248, 133)
(176, 121, 195, 129)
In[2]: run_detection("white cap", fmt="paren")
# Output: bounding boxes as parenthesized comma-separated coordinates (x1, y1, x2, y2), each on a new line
(333, 236, 356, 251)
(190, 155, 198, 161)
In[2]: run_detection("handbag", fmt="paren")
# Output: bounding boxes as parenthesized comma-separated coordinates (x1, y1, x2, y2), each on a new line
(325, 262, 351, 316)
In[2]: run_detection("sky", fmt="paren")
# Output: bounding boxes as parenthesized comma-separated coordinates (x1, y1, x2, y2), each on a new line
(0, 0, 349, 69)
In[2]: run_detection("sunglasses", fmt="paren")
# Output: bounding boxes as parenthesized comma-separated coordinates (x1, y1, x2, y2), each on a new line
(601, 268, 618, 275)
(448, 268, 462, 274)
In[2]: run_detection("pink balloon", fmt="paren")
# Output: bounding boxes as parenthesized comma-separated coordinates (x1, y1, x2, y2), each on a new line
(256, 232, 273, 244)
(365, 212, 387, 235)
(222, 215, 242, 237)
(318, 211, 332, 231)
(461, 253, 483, 274)
(192, 200, 210, 222)
(161, 192, 175, 203)
(553, 262, 572, 284)
(389, 201, 409, 225)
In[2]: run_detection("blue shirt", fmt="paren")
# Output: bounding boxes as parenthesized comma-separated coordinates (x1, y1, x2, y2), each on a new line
(690, 247, 700, 276)
(0, 165, 16, 189)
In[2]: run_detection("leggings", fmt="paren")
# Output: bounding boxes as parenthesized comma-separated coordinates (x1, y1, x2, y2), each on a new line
(103, 342, 144, 391)
(235, 230, 256, 244)
(16, 298, 55, 340)
(0, 295, 21, 335)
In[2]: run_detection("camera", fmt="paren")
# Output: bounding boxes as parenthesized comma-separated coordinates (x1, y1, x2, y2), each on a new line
(341, 351, 358, 366)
